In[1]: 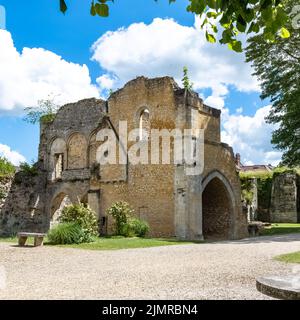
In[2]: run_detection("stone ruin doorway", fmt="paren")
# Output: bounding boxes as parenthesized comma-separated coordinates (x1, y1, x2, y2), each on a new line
(202, 173, 233, 240)
(50, 193, 72, 228)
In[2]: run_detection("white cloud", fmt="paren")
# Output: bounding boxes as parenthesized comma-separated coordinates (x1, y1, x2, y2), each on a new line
(221, 105, 282, 166)
(91, 17, 259, 104)
(0, 144, 26, 165)
(91, 18, 280, 165)
(96, 74, 118, 90)
(0, 30, 99, 114)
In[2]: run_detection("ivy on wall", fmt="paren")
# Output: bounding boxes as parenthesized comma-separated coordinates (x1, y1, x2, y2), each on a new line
(239, 167, 300, 220)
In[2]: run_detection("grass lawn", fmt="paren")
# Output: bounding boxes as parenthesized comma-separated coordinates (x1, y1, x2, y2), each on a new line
(260, 223, 300, 236)
(56, 236, 197, 250)
(0, 236, 197, 250)
(275, 251, 300, 264)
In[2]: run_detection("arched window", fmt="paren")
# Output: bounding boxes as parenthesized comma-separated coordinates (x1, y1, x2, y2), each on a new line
(68, 133, 87, 169)
(139, 108, 150, 140)
(50, 138, 66, 181)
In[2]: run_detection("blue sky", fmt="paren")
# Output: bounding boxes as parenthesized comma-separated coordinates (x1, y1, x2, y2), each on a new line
(0, 0, 280, 165)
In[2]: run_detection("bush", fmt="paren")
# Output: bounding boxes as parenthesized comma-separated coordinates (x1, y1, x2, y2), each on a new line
(0, 157, 15, 177)
(120, 218, 150, 238)
(19, 162, 38, 176)
(129, 218, 149, 237)
(107, 201, 150, 237)
(60, 203, 98, 242)
(107, 201, 134, 235)
(47, 222, 85, 244)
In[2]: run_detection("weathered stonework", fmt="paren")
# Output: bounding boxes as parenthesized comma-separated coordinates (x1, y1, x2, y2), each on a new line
(0, 76, 248, 240)
(270, 173, 300, 223)
(0, 171, 47, 236)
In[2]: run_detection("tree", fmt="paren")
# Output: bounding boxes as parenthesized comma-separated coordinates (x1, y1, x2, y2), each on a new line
(59, 0, 292, 52)
(246, 0, 300, 166)
(182, 66, 193, 91)
(24, 97, 59, 125)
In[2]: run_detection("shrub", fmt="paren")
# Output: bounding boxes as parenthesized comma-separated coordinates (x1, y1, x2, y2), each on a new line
(129, 218, 149, 237)
(47, 222, 85, 244)
(107, 201, 134, 235)
(19, 162, 38, 176)
(120, 218, 150, 238)
(60, 203, 98, 242)
(0, 157, 15, 177)
(120, 220, 137, 238)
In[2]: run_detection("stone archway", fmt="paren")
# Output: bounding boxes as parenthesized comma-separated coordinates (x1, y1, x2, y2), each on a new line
(202, 171, 234, 240)
(50, 193, 72, 228)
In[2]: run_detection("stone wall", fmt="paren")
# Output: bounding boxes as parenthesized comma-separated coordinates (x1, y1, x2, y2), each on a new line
(270, 173, 299, 223)
(0, 170, 48, 236)
(0, 176, 12, 211)
(0, 76, 247, 240)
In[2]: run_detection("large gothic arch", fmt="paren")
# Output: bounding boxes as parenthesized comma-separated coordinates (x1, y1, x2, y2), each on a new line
(201, 171, 235, 240)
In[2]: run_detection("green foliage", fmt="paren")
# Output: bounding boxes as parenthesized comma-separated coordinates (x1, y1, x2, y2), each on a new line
(246, 0, 300, 166)
(24, 98, 58, 125)
(107, 201, 150, 237)
(182, 66, 193, 91)
(257, 175, 273, 209)
(60, 203, 99, 242)
(19, 162, 38, 176)
(47, 236, 196, 250)
(121, 218, 150, 238)
(275, 250, 300, 263)
(261, 223, 300, 237)
(240, 177, 254, 205)
(0, 157, 15, 177)
(239, 170, 273, 180)
(239, 170, 273, 209)
(47, 222, 86, 244)
(59, 0, 292, 52)
(107, 201, 134, 235)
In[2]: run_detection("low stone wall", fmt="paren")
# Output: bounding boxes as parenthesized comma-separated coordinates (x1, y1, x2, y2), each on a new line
(0, 171, 48, 236)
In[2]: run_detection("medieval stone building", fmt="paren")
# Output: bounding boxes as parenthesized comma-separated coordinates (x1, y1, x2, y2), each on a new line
(0, 77, 248, 240)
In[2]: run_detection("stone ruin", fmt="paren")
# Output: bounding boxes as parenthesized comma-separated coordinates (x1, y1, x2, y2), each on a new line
(0, 76, 248, 240)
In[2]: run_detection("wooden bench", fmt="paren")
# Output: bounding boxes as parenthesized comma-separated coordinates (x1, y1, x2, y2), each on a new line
(17, 232, 46, 247)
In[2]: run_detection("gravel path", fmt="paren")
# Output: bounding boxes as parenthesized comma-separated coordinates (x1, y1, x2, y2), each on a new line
(0, 234, 300, 300)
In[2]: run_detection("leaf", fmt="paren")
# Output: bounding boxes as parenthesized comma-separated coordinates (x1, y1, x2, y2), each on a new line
(221, 29, 233, 44)
(60, 0, 67, 14)
(90, 2, 96, 16)
(219, 14, 230, 27)
(236, 15, 247, 33)
(95, 3, 109, 17)
(188, 0, 206, 14)
(206, 32, 216, 43)
(207, 12, 218, 19)
(228, 40, 243, 53)
(247, 22, 260, 34)
(207, 0, 216, 9)
(279, 27, 290, 39)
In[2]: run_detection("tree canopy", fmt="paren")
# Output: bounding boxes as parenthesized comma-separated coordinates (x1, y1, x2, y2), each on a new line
(59, 0, 293, 52)
(246, 0, 300, 166)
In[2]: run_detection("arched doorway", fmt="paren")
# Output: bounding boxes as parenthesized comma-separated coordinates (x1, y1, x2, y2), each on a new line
(202, 172, 234, 240)
(50, 193, 72, 228)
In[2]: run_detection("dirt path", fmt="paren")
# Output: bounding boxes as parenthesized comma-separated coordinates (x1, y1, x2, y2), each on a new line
(1, 234, 300, 299)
